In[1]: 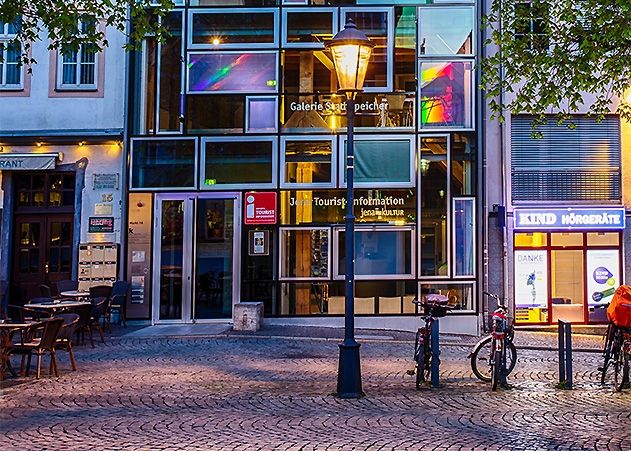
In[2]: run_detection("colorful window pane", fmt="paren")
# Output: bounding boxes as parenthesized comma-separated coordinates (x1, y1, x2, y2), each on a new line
(420, 61, 472, 128)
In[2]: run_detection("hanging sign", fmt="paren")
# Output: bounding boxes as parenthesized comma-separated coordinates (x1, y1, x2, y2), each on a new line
(514, 207, 625, 230)
(244, 192, 277, 225)
(0, 153, 58, 170)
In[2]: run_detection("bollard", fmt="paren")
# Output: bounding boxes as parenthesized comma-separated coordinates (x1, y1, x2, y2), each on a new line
(430, 319, 440, 388)
(558, 320, 573, 389)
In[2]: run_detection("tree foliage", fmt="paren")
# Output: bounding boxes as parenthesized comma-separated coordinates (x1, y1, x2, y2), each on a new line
(482, 0, 631, 128)
(0, 0, 173, 67)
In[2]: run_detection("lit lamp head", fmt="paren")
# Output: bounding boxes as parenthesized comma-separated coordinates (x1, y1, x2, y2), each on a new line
(325, 19, 375, 99)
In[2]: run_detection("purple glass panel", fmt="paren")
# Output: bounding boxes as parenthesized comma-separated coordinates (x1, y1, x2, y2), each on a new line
(247, 98, 277, 132)
(420, 61, 472, 128)
(188, 53, 278, 93)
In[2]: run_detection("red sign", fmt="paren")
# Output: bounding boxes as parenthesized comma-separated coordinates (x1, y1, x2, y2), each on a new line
(244, 192, 277, 224)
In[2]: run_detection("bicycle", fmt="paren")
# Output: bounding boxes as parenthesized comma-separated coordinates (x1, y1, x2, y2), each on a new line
(469, 292, 517, 390)
(601, 322, 631, 391)
(406, 294, 451, 390)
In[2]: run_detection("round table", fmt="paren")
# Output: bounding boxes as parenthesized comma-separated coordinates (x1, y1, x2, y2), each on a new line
(60, 290, 90, 299)
(0, 322, 35, 379)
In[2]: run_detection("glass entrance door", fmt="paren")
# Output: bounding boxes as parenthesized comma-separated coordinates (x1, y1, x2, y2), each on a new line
(153, 193, 240, 323)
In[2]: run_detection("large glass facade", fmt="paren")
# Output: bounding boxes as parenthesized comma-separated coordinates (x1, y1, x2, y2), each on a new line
(130, 1, 479, 320)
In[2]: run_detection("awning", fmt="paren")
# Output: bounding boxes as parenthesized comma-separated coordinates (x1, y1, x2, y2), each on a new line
(0, 152, 62, 170)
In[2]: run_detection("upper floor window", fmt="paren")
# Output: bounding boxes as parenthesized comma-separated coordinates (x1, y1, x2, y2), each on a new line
(514, 1, 549, 51)
(57, 18, 98, 90)
(0, 18, 23, 89)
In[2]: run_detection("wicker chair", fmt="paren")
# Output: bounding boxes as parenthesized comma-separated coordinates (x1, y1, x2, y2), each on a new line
(10, 318, 64, 379)
(53, 313, 80, 371)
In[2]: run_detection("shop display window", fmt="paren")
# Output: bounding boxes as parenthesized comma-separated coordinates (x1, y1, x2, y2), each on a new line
(550, 233, 583, 247)
(281, 137, 336, 188)
(453, 197, 475, 277)
(131, 139, 197, 189)
(335, 227, 415, 279)
(158, 12, 183, 132)
(340, 136, 414, 187)
(514, 232, 547, 247)
(187, 52, 278, 94)
(420, 136, 448, 276)
(189, 9, 278, 48)
(282, 9, 336, 47)
(419, 282, 474, 311)
(587, 232, 619, 246)
(246, 97, 278, 133)
(514, 249, 549, 323)
(201, 137, 276, 189)
(451, 133, 476, 196)
(187, 95, 245, 132)
(280, 228, 330, 280)
(341, 8, 393, 91)
(418, 6, 474, 56)
(419, 61, 473, 129)
(550, 250, 584, 323)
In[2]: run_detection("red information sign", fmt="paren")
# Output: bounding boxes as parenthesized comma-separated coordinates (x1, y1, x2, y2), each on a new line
(244, 192, 277, 224)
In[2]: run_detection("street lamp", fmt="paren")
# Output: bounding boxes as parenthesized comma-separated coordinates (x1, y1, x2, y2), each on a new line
(325, 19, 374, 399)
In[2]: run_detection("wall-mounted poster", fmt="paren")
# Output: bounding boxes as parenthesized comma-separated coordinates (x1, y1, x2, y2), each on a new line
(586, 250, 620, 306)
(514, 250, 548, 308)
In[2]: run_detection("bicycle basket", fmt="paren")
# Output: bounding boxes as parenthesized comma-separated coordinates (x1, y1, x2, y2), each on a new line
(424, 294, 449, 318)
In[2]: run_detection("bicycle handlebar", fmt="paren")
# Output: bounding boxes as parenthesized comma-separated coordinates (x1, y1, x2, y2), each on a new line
(483, 291, 508, 310)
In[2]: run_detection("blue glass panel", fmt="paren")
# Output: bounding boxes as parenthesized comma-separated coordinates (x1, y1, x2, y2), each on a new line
(188, 52, 277, 93)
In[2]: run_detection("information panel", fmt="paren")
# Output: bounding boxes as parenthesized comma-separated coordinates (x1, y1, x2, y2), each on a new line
(514, 250, 548, 308)
(586, 250, 620, 307)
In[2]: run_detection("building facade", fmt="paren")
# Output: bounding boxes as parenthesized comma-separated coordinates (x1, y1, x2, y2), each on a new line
(125, 0, 482, 333)
(0, 19, 127, 305)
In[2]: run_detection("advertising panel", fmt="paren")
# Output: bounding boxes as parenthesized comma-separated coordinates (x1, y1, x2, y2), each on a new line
(245, 192, 277, 224)
(514, 250, 548, 308)
(586, 250, 620, 307)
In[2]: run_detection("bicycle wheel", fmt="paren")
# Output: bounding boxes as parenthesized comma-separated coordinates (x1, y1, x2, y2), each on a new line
(600, 324, 617, 384)
(471, 336, 517, 382)
(613, 346, 630, 392)
(491, 345, 501, 391)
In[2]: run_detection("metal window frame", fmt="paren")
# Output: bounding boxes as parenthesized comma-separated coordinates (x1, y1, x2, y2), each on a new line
(186, 50, 279, 95)
(340, 7, 394, 93)
(418, 280, 476, 313)
(156, 11, 185, 134)
(280, 135, 337, 189)
(279, 226, 331, 281)
(187, 8, 279, 50)
(245, 96, 279, 133)
(452, 196, 476, 278)
(332, 225, 417, 280)
(129, 136, 198, 191)
(338, 134, 416, 188)
(281, 7, 338, 49)
(417, 5, 476, 58)
(200, 135, 278, 190)
(417, 59, 475, 131)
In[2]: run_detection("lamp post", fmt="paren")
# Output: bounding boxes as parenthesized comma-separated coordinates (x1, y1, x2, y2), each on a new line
(325, 19, 374, 399)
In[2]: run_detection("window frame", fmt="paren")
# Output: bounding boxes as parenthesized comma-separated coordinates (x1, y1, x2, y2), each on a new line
(333, 225, 416, 280)
(418, 280, 476, 313)
(156, 11, 184, 134)
(281, 7, 338, 49)
(56, 18, 99, 91)
(245, 96, 279, 133)
(338, 134, 415, 188)
(340, 7, 394, 93)
(187, 8, 279, 50)
(280, 135, 337, 189)
(186, 51, 279, 95)
(417, 5, 475, 58)
(452, 196, 476, 278)
(200, 136, 278, 190)
(129, 137, 198, 191)
(0, 20, 23, 90)
(279, 226, 331, 281)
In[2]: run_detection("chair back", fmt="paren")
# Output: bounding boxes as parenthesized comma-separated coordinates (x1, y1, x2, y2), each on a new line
(39, 284, 52, 297)
(56, 280, 79, 294)
(73, 303, 92, 329)
(89, 285, 112, 300)
(29, 296, 53, 305)
(54, 313, 80, 341)
(91, 297, 109, 318)
(111, 281, 129, 306)
(37, 318, 65, 349)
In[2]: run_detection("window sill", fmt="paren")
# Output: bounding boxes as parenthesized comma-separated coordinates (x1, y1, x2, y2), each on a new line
(55, 87, 98, 92)
(0, 87, 25, 92)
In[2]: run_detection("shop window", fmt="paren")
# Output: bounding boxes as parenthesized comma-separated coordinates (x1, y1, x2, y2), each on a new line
(131, 139, 196, 189)
(340, 136, 414, 187)
(188, 52, 278, 94)
(281, 137, 335, 188)
(514, 232, 547, 247)
(189, 10, 278, 48)
(514, 249, 549, 323)
(335, 227, 415, 279)
(282, 9, 336, 47)
(187, 95, 245, 132)
(586, 249, 621, 323)
(341, 8, 393, 91)
(419, 282, 474, 311)
(418, 6, 474, 55)
(420, 136, 448, 276)
(419, 61, 473, 129)
(550, 233, 583, 247)
(201, 137, 276, 189)
(246, 97, 278, 133)
(0, 18, 22, 89)
(550, 250, 584, 323)
(57, 17, 98, 90)
(451, 133, 476, 196)
(394, 7, 416, 92)
(453, 198, 475, 277)
(587, 232, 619, 246)
(280, 228, 330, 280)
(158, 12, 183, 132)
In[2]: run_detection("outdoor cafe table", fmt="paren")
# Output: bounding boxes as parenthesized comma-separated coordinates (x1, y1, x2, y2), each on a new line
(0, 322, 35, 379)
(26, 300, 91, 314)
(60, 290, 90, 301)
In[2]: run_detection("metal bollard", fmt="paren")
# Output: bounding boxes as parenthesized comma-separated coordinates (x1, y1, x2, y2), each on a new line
(431, 319, 440, 388)
(558, 320, 573, 389)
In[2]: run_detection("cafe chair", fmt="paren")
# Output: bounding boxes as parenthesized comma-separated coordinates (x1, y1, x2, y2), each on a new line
(73, 303, 95, 348)
(90, 298, 108, 343)
(109, 281, 129, 328)
(39, 284, 53, 298)
(10, 318, 64, 379)
(56, 280, 79, 297)
(89, 285, 113, 333)
(53, 313, 80, 371)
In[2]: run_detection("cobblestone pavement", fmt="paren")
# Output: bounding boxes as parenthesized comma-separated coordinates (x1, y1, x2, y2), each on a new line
(1, 334, 629, 451)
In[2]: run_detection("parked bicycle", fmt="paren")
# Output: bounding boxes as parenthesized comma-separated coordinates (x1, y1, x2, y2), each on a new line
(406, 294, 451, 390)
(600, 322, 631, 391)
(469, 292, 517, 390)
